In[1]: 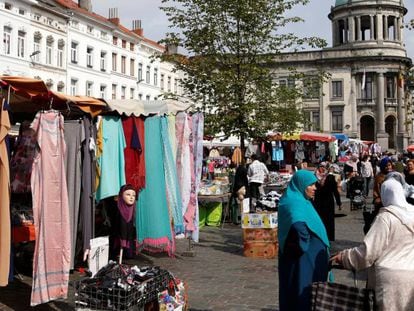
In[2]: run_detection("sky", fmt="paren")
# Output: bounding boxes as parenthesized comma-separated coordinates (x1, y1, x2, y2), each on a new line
(92, 0, 414, 59)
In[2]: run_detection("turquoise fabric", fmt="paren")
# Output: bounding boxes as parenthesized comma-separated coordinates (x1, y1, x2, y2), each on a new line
(278, 170, 329, 253)
(137, 117, 173, 254)
(96, 116, 126, 202)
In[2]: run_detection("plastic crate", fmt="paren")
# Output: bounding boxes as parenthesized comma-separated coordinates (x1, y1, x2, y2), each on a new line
(72, 264, 171, 311)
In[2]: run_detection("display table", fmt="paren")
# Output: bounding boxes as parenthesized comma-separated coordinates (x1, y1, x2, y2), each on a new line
(198, 193, 231, 229)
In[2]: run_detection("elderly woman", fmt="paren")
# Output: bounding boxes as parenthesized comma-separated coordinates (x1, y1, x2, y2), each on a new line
(331, 178, 414, 311)
(278, 170, 330, 311)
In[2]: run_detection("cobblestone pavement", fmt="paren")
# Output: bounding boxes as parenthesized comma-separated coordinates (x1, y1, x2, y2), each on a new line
(0, 194, 368, 311)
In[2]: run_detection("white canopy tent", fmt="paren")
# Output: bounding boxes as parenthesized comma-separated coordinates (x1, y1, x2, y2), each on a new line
(106, 99, 193, 116)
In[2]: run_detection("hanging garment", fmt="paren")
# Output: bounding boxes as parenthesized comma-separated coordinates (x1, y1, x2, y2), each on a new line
(167, 114, 177, 161)
(10, 121, 37, 193)
(0, 99, 11, 286)
(183, 115, 196, 233)
(122, 116, 145, 191)
(64, 119, 85, 269)
(137, 117, 174, 256)
(231, 147, 242, 166)
(30, 111, 71, 305)
(95, 117, 103, 190)
(176, 112, 192, 219)
(80, 117, 96, 255)
(160, 117, 184, 234)
(190, 113, 204, 242)
(96, 116, 126, 202)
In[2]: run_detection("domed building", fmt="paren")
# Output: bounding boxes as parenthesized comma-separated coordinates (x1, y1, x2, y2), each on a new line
(272, 0, 412, 151)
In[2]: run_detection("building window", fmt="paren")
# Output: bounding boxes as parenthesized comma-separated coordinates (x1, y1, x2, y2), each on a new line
(33, 34, 41, 62)
(113, 36, 118, 45)
(146, 66, 150, 83)
(3, 27, 11, 55)
(86, 82, 93, 97)
(122, 40, 126, 49)
(112, 84, 117, 99)
(70, 79, 77, 96)
(121, 56, 126, 74)
(154, 68, 158, 86)
(303, 76, 320, 99)
(86, 47, 93, 68)
(130, 42, 134, 51)
(331, 80, 343, 99)
(121, 86, 126, 99)
(71, 41, 78, 63)
(112, 53, 117, 71)
(87, 25, 94, 34)
(138, 63, 143, 81)
(386, 76, 396, 98)
(174, 79, 178, 94)
(57, 41, 64, 67)
(167, 76, 171, 92)
(100, 85, 106, 98)
(278, 78, 295, 89)
(33, 13, 41, 22)
(100, 51, 106, 71)
(46, 38, 53, 65)
(130, 88, 135, 99)
(331, 110, 343, 132)
(146, 95, 150, 101)
(5, 3, 11, 10)
(361, 75, 373, 99)
(100, 31, 107, 40)
(57, 82, 64, 92)
(130, 59, 135, 77)
(138, 93, 143, 100)
(19, 8, 25, 15)
(17, 31, 25, 58)
(160, 74, 165, 91)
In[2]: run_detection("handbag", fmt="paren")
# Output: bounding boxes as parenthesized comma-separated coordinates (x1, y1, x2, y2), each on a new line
(311, 281, 376, 311)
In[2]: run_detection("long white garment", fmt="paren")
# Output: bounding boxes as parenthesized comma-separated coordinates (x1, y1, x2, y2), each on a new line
(341, 179, 414, 311)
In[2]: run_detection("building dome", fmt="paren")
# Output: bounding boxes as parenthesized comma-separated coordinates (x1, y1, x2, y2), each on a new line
(335, 0, 348, 6)
(335, 0, 403, 6)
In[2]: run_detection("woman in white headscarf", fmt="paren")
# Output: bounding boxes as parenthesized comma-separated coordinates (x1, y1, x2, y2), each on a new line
(331, 178, 414, 311)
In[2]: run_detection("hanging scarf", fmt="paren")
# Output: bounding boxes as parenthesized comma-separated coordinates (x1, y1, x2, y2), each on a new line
(118, 184, 136, 223)
(278, 170, 329, 253)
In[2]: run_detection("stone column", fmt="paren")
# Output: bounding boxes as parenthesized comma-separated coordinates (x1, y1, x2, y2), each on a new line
(376, 72, 388, 149)
(377, 14, 383, 41)
(351, 74, 358, 137)
(356, 16, 361, 41)
(399, 16, 404, 42)
(384, 15, 388, 40)
(397, 74, 408, 150)
(349, 16, 355, 42)
(393, 17, 398, 41)
(370, 15, 375, 40)
(332, 20, 338, 46)
(344, 18, 348, 43)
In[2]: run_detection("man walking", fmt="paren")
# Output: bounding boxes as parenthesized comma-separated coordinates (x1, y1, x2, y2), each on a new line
(247, 154, 269, 213)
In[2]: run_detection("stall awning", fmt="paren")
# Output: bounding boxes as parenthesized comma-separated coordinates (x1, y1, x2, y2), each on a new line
(332, 133, 349, 141)
(267, 131, 301, 141)
(267, 131, 335, 142)
(106, 99, 193, 116)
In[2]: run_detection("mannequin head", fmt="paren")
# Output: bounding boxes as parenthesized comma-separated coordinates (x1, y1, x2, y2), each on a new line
(119, 184, 136, 206)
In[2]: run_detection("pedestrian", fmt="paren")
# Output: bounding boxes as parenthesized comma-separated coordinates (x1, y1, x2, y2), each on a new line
(360, 154, 374, 196)
(313, 163, 342, 241)
(247, 154, 269, 212)
(404, 159, 414, 185)
(331, 178, 414, 311)
(278, 170, 330, 311)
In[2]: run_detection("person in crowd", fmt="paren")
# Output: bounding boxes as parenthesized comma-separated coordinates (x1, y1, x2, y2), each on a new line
(111, 184, 137, 260)
(278, 170, 330, 311)
(313, 163, 342, 241)
(405, 159, 414, 186)
(331, 178, 414, 311)
(247, 154, 269, 212)
(343, 153, 359, 179)
(232, 163, 249, 205)
(367, 157, 394, 234)
(360, 154, 374, 196)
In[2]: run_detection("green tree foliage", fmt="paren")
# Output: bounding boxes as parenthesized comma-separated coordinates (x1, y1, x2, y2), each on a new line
(159, 0, 326, 149)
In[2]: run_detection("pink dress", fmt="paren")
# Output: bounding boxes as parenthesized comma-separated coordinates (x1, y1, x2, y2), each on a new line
(30, 111, 71, 306)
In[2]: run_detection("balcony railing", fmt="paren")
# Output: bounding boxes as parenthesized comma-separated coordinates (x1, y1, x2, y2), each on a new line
(385, 98, 397, 107)
(357, 98, 375, 106)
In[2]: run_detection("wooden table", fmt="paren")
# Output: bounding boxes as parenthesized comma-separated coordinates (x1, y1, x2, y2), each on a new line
(198, 193, 232, 229)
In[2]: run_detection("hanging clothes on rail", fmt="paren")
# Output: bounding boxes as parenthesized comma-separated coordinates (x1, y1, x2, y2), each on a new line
(30, 111, 71, 306)
(137, 116, 174, 256)
(96, 115, 126, 202)
(64, 119, 85, 269)
(0, 99, 11, 287)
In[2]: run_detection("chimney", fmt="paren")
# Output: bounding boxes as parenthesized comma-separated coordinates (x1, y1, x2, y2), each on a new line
(78, 0, 92, 12)
(132, 20, 143, 36)
(108, 8, 120, 26)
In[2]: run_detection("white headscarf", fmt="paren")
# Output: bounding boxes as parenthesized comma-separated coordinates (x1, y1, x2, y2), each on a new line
(381, 178, 414, 232)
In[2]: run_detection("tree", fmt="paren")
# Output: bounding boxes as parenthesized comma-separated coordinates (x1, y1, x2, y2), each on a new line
(159, 0, 327, 151)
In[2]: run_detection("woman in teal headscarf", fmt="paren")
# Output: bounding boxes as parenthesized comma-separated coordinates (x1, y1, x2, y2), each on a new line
(278, 170, 330, 311)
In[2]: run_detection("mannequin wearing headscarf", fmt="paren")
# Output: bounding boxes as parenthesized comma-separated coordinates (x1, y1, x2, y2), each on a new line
(332, 179, 414, 311)
(112, 184, 137, 258)
(278, 170, 330, 311)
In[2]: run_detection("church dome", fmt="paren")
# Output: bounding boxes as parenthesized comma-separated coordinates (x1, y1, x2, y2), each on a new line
(335, 0, 403, 6)
(335, 0, 348, 6)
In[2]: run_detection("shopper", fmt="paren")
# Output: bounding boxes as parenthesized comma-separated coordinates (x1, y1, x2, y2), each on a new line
(360, 154, 374, 196)
(405, 159, 414, 186)
(278, 170, 330, 311)
(331, 178, 414, 311)
(313, 163, 342, 241)
(111, 184, 137, 260)
(247, 154, 269, 212)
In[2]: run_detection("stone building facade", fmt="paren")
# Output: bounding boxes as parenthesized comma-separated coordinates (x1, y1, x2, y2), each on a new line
(273, 0, 412, 151)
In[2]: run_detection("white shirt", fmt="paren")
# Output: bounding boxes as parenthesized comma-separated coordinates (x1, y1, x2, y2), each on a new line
(247, 160, 269, 184)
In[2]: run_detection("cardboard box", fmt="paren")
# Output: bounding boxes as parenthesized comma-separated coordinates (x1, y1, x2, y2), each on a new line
(241, 212, 278, 229)
(243, 241, 278, 259)
(243, 228, 278, 242)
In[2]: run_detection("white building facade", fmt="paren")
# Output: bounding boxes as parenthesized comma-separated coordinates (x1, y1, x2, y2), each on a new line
(0, 0, 183, 101)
